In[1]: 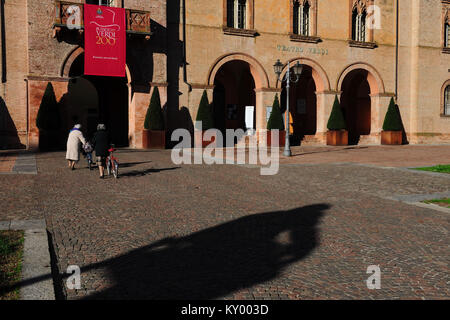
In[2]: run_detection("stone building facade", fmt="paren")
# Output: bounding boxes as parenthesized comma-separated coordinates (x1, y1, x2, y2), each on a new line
(0, 0, 449, 149)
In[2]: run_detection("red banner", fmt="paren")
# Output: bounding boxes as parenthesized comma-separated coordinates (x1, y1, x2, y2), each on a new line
(84, 4, 126, 77)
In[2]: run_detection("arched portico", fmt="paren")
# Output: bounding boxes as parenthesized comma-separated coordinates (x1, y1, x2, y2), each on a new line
(206, 53, 271, 139)
(337, 63, 390, 145)
(61, 46, 133, 147)
(275, 58, 331, 145)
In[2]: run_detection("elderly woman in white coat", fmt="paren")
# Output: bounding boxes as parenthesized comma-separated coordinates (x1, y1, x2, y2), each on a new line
(66, 124, 86, 170)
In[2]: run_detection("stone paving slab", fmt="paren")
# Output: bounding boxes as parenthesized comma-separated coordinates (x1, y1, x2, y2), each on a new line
(21, 228, 55, 300)
(13, 153, 37, 175)
(0, 220, 10, 230)
(10, 219, 46, 230)
(0, 219, 55, 300)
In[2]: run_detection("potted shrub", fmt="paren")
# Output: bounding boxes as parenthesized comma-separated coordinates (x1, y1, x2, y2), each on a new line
(143, 87, 166, 149)
(381, 98, 403, 145)
(326, 96, 348, 146)
(266, 94, 286, 147)
(36, 82, 60, 151)
(195, 90, 215, 148)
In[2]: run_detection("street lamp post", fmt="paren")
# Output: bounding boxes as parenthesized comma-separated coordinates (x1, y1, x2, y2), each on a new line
(273, 59, 303, 157)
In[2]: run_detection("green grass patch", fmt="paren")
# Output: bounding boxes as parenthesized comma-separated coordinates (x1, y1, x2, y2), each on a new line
(423, 198, 450, 208)
(0, 230, 24, 300)
(412, 164, 450, 174)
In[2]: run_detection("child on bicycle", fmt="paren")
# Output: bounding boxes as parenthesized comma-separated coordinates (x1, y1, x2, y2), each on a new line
(82, 141, 94, 170)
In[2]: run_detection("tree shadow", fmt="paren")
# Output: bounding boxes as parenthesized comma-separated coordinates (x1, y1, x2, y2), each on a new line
(0, 97, 25, 149)
(81, 204, 329, 299)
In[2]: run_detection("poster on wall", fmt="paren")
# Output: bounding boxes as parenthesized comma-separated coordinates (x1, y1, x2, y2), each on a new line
(245, 106, 255, 134)
(226, 104, 238, 120)
(297, 99, 306, 114)
(84, 4, 126, 77)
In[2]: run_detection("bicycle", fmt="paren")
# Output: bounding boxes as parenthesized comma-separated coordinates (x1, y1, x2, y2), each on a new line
(106, 144, 119, 179)
(82, 142, 94, 170)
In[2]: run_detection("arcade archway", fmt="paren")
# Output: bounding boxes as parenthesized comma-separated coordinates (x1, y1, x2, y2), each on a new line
(280, 65, 317, 145)
(340, 69, 372, 145)
(65, 53, 129, 146)
(212, 60, 256, 134)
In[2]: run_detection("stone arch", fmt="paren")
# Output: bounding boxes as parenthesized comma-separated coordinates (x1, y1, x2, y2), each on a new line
(207, 53, 269, 89)
(337, 62, 385, 95)
(61, 46, 132, 84)
(276, 57, 330, 92)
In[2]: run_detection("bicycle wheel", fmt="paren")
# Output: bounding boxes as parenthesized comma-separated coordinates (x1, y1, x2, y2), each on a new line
(106, 158, 111, 176)
(113, 161, 119, 179)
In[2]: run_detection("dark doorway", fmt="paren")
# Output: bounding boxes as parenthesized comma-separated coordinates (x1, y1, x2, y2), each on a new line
(212, 60, 256, 135)
(67, 53, 129, 146)
(340, 69, 371, 145)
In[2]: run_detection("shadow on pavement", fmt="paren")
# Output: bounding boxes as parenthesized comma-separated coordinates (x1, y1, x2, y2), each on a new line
(118, 167, 180, 178)
(0, 204, 328, 299)
(82, 204, 328, 299)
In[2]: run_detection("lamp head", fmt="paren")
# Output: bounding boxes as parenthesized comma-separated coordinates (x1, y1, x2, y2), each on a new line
(273, 59, 283, 78)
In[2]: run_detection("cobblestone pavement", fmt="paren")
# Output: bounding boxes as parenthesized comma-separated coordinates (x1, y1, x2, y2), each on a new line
(0, 147, 449, 299)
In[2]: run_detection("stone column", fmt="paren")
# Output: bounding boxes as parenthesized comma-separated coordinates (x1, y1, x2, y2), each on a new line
(314, 91, 339, 144)
(255, 88, 282, 145)
(370, 93, 395, 144)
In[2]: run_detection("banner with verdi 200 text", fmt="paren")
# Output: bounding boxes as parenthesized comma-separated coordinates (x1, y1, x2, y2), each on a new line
(84, 4, 126, 77)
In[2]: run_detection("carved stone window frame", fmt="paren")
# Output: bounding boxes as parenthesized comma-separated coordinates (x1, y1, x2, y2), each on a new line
(348, 0, 377, 49)
(289, 0, 320, 43)
(223, 0, 257, 37)
(441, 80, 450, 117)
(442, 1, 450, 53)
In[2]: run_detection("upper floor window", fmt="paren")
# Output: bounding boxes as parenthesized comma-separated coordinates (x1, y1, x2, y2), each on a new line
(86, 0, 119, 7)
(227, 0, 247, 29)
(445, 20, 449, 48)
(445, 85, 450, 115)
(352, 7, 366, 42)
(293, 1, 310, 36)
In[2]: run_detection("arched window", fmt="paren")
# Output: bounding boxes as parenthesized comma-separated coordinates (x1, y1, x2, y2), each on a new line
(445, 85, 450, 115)
(227, 0, 247, 29)
(227, 0, 234, 27)
(237, 0, 246, 29)
(445, 20, 450, 48)
(293, 1, 310, 36)
(352, 6, 367, 42)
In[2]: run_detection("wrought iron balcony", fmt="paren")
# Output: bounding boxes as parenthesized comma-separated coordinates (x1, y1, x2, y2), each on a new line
(53, 1, 152, 38)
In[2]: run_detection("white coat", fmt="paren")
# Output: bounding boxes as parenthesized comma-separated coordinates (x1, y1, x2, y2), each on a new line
(66, 129, 86, 161)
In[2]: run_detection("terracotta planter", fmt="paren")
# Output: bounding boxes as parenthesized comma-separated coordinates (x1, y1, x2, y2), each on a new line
(143, 129, 166, 149)
(381, 130, 402, 145)
(194, 130, 216, 148)
(266, 130, 286, 147)
(326, 130, 348, 146)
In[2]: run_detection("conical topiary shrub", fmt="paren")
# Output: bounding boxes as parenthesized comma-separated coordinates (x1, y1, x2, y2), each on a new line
(326, 96, 348, 145)
(266, 94, 286, 147)
(381, 97, 403, 145)
(36, 82, 60, 132)
(267, 94, 285, 131)
(327, 95, 346, 131)
(382, 97, 402, 131)
(36, 82, 60, 150)
(144, 87, 164, 131)
(195, 90, 214, 130)
(142, 87, 165, 149)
